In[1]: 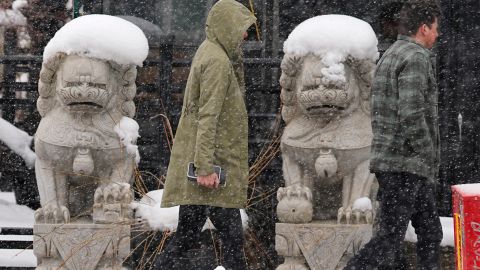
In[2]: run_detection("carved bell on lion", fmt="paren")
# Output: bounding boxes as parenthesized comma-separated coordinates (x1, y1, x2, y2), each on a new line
(315, 149, 338, 178)
(72, 148, 94, 175)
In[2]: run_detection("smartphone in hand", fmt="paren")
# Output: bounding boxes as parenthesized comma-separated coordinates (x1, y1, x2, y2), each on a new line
(187, 162, 226, 186)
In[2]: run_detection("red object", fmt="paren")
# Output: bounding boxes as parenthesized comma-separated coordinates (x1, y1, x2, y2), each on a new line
(452, 184, 480, 270)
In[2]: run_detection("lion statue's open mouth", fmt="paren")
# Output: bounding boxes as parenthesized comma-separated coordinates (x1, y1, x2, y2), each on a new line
(68, 102, 103, 108)
(305, 105, 346, 116)
(58, 81, 111, 111)
(299, 87, 352, 116)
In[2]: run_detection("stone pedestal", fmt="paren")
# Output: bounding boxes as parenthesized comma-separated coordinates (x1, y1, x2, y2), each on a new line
(276, 221, 372, 270)
(33, 223, 130, 270)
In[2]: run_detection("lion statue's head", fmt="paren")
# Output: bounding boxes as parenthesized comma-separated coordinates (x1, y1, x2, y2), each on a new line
(280, 15, 378, 124)
(37, 53, 137, 119)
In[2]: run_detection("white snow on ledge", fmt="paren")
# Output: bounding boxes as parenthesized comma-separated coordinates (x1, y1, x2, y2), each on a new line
(0, 117, 36, 168)
(132, 190, 249, 232)
(405, 217, 454, 247)
(352, 197, 372, 212)
(114, 116, 140, 164)
(0, 249, 36, 267)
(0, 192, 34, 228)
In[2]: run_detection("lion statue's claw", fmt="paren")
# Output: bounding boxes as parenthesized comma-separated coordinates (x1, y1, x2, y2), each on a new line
(365, 211, 373, 224)
(35, 204, 70, 224)
(345, 207, 352, 224)
(337, 207, 345, 223)
(337, 206, 354, 224)
(338, 207, 373, 224)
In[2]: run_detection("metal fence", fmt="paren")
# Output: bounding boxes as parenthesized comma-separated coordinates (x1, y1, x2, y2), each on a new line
(0, 227, 34, 270)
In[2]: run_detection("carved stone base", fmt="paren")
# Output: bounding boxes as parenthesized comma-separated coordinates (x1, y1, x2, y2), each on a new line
(33, 223, 130, 270)
(276, 221, 372, 270)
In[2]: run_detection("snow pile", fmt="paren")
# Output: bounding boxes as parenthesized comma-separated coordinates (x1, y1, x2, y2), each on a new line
(0, 0, 27, 26)
(43, 14, 149, 66)
(0, 192, 34, 228)
(133, 190, 179, 231)
(114, 117, 140, 164)
(404, 217, 454, 247)
(132, 190, 249, 231)
(0, 249, 36, 268)
(283, 15, 378, 84)
(0, 192, 38, 267)
(352, 197, 372, 212)
(0, 117, 36, 168)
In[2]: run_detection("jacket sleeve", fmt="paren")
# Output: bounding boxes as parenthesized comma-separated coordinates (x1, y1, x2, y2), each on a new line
(398, 52, 434, 156)
(194, 58, 231, 176)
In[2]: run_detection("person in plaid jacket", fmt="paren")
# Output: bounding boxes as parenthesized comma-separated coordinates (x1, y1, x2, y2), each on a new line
(345, 1, 443, 269)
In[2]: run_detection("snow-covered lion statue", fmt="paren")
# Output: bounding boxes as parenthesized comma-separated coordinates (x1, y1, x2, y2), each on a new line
(276, 15, 379, 224)
(34, 15, 148, 224)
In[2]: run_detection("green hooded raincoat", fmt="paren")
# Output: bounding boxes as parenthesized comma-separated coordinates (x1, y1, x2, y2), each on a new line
(161, 0, 256, 209)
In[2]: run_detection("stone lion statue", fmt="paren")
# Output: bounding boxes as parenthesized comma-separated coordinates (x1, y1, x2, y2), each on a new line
(277, 54, 376, 224)
(276, 15, 379, 224)
(34, 53, 138, 224)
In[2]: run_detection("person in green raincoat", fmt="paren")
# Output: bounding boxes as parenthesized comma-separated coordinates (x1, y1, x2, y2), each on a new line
(155, 1, 256, 269)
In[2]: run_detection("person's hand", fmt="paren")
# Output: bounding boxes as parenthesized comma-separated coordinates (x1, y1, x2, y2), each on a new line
(197, 173, 219, 189)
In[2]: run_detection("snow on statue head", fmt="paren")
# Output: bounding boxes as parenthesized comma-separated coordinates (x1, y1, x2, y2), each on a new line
(281, 15, 378, 121)
(277, 15, 378, 224)
(34, 15, 148, 224)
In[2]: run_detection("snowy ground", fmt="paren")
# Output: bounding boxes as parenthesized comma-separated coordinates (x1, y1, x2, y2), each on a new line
(0, 192, 36, 267)
(405, 217, 454, 247)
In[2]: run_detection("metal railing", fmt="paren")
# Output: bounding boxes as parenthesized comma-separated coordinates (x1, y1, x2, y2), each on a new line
(0, 227, 34, 270)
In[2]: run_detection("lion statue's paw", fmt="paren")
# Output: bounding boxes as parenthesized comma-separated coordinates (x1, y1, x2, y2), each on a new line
(337, 198, 373, 224)
(277, 184, 313, 223)
(93, 182, 132, 224)
(354, 208, 373, 224)
(94, 182, 132, 205)
(34, 203, 70, 224)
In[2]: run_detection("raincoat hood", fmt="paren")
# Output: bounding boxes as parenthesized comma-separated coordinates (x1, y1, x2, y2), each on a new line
(206, 0, 256, 59)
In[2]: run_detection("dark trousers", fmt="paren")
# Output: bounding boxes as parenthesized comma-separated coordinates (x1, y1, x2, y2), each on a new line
(154, 205, 246, 270)
(344, 171, 443, 270)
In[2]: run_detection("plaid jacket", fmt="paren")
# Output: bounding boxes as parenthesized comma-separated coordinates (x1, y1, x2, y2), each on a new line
(370, 35, 440, 182)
